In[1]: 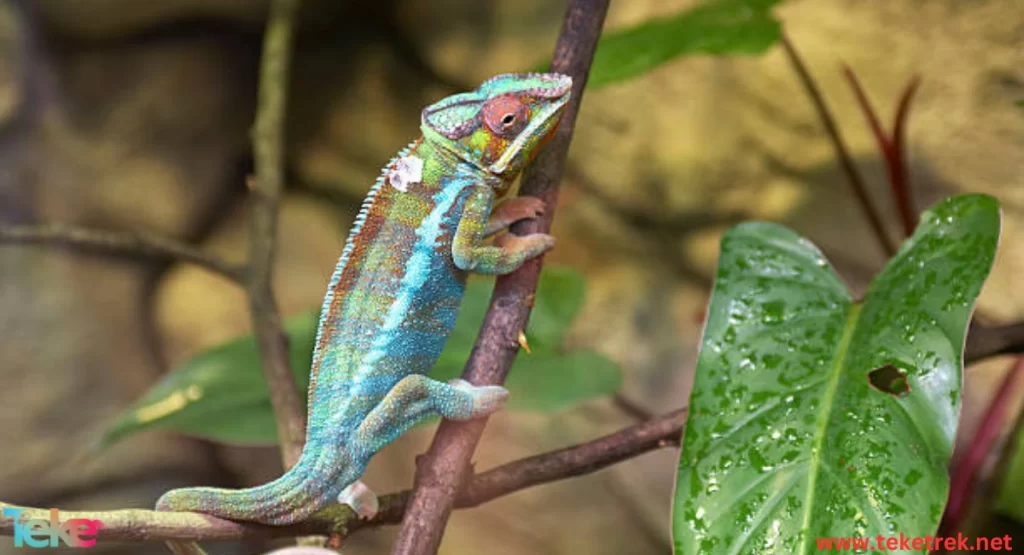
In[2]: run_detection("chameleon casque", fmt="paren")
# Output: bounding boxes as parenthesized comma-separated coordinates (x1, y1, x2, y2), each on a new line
(156, 72, 572, 525)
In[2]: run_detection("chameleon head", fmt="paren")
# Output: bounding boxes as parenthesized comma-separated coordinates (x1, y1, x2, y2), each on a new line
(421, 72, 572, 193)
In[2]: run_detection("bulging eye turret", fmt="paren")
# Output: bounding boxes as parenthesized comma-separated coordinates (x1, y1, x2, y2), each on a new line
(483, 95, 529, 137)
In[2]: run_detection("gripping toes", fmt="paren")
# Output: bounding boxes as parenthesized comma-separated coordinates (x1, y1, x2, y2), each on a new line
(485, 196, 547, 236)
(495, 232, 556, 259)
(338, 481, 379, 520)
(449, 379, 509, 418)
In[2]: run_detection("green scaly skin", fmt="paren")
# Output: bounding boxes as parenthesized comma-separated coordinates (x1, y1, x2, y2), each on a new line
(155, 73, 572, 525)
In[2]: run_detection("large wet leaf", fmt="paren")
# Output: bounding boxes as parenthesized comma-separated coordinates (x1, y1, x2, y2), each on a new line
(101, 266, 620, 446)
(572, 0, 782, 88)
(674, 195, 1000, 554)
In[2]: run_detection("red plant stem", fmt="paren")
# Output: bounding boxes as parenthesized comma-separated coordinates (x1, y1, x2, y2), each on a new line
(939, 357, 1024, 535)
(781, 36, 896, 257)
(842, 67, 921, 238)
(890, 76, 921, 234)
(842, 66, 890, 155)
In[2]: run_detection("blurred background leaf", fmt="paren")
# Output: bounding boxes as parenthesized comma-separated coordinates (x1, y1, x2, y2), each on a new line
(995, 425, 1024, 523)
(99, 312, 315, 447)
(535, 0, 784, 88)
(100, 266, 620, 447)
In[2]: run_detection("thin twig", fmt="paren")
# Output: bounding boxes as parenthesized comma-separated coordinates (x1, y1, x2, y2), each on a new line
(0, 224, 246, 282)
(247, 0, 306, 468)
(0, 408, 686, 543)
(780, 34, 897, 257)
(390, 2, 610, 553)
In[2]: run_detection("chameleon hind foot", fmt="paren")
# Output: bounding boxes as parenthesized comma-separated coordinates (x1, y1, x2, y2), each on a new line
(338, 480, 379, 520)
(448, 379, 509, 418)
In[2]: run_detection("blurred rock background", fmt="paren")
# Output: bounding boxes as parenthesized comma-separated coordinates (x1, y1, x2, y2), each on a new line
(0, 0, 1021, 553)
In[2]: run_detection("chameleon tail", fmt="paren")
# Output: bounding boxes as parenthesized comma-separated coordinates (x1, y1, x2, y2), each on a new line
(156, 449, 344, 525)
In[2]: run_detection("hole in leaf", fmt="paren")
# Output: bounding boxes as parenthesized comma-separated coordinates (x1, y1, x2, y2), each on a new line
(867, 364, 910, 397)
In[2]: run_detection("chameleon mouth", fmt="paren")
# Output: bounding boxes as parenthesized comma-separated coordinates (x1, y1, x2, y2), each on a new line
(488, 74, 572, 174)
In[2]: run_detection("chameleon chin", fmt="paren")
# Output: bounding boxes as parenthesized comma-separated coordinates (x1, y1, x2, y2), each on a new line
(155, 72, 572, 525)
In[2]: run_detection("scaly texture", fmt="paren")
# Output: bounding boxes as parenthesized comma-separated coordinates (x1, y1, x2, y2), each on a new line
(155, 73, 572, 525)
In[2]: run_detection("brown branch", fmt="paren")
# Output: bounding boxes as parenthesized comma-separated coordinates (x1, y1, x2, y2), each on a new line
(389, 2, 610, 553)
(966, 321, 1024, 364)
(779, 34, 897, 257)
(459, 407, 687, 505)
(246, 0, 306, 469)
(0, 408, 686, 543)
(0, 223, 246, 282)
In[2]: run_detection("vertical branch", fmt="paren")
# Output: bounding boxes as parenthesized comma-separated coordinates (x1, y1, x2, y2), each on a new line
(248, 0, 306, 468)
(780, 34, 897, 257)
(389, 1, 610, 553)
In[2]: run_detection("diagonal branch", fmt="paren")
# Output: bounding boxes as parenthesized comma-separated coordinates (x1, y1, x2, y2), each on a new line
(779, 34, 897, 257)
(0, 223, 246, 282)
(0, 407, 686, 543)
(246, 0, 306, 469)
(389, 2, 611, 553)
(966, 321, 1024, 364)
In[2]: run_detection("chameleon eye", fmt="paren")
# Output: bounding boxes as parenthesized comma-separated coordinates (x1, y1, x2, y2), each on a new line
(483, 95, 528, 137)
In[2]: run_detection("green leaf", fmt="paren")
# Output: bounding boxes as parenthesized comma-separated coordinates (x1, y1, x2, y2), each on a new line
(995, 424, 1024, 522)
(584, 0, 783, 88)
(673, 195, 1000, 554)
(101, 266, 620, 447)
(100, 312, 316, 447)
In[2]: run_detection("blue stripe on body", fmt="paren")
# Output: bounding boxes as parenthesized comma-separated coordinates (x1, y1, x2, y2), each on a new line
(356, 179, 467, 373)
(310, 139, 420, 383)
(318, 178, 472, 437)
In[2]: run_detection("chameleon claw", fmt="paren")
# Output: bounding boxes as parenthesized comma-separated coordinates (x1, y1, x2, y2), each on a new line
(517, 330, 531, 353)
(338, 481, 379, 520)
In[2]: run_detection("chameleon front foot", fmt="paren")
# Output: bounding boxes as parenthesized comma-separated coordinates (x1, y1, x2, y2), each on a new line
(485, 196, 547, 236)
(338, 480, 379, 520)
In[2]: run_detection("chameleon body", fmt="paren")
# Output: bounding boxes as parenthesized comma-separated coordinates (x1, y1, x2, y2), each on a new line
(156, 73, 572, 525)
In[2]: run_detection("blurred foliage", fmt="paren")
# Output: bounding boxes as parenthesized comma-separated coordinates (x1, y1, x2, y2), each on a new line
(995, 424, 1024, 523)
(673, 195, 1000, 553)
(537, 0, 783, 88)
(100, 266, 620, 447)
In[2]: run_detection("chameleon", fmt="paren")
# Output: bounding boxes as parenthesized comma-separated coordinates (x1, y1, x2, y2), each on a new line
(155, 72, 572, 525)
